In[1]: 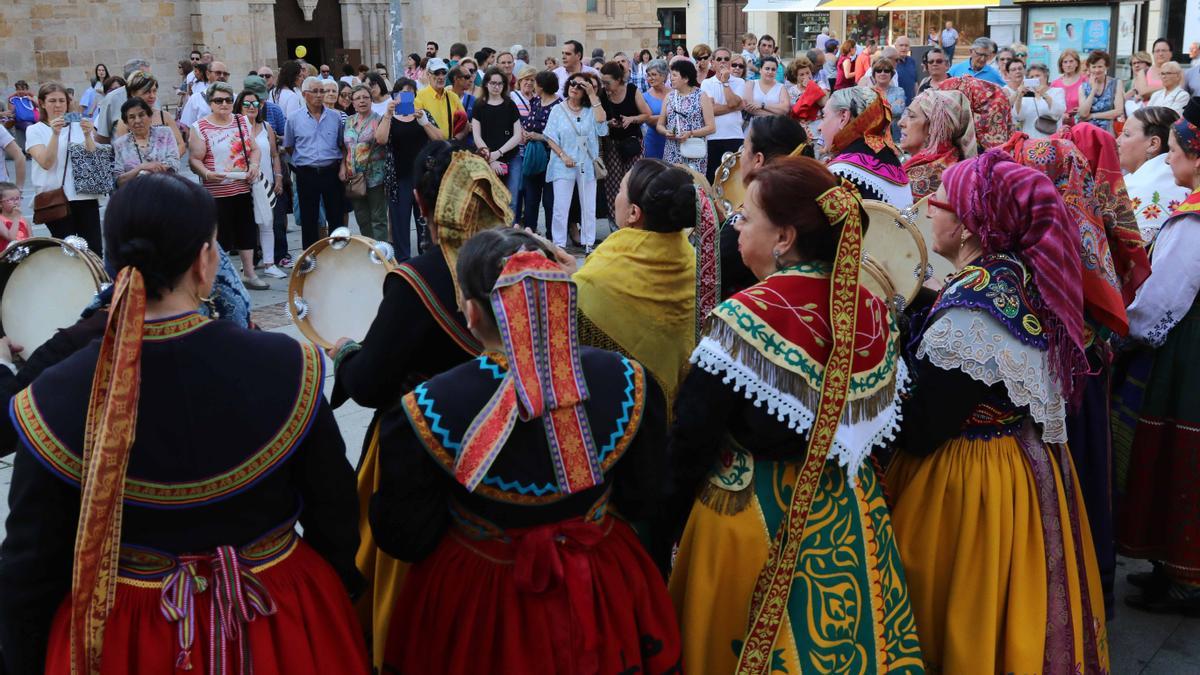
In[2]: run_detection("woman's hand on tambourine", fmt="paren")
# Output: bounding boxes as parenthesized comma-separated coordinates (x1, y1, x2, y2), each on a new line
(326, 337, 354, 360)
(0, 337, 25, 366)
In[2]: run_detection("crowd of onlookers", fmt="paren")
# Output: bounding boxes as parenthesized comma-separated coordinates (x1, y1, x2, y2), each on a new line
(1, 33, 1197, 275)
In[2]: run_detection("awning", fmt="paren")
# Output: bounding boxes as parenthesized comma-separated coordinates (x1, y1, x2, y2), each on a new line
(878, 0, 998, 9)
(817, 0, 887, 10)
(744, 0, 824, 11)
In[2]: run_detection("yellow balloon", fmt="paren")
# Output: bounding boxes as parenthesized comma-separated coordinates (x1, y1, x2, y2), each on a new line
(295, 45, 307, 59)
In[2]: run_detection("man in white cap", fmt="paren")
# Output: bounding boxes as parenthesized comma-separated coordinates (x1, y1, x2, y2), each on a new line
(414, 58, 467, 139)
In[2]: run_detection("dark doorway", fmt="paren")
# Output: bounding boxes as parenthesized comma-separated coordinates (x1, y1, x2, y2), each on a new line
(718, 0, 748, 55)
(274, 1, 345, 68)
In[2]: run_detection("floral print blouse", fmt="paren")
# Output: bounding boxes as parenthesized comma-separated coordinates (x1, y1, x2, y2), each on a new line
(344, 112, 387, 188)
(111, 126, 180, 180)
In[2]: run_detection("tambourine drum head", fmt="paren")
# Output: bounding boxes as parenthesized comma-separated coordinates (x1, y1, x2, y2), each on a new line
(909, 196, 957, 284)
(288, 236, 394, 349)
(714, 150, 744, 216)
(1, 244, 102, 353)
(860, 255, 897, 309)
(860, 199, 928, 306)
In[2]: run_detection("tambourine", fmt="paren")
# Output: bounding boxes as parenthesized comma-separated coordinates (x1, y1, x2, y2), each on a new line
(0, 236, 110, 353)
(287, 228, 397, 349)
(713, 149, 744, 218)
(860, 199, 930, 311)
(902, 195, 956, 286)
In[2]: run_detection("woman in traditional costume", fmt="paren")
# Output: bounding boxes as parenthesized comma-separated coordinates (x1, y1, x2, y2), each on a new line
(1116, 98, 1200, 614)
(1000, 125, 1151, 613)
(0, 173, 368, 674)
(370, 228, 682, 674)
(668, 157, 923, 674)
(936, 76, 1014, 151)
(886, 150, 1109, 673)
(575, 158, 716, 407)
(328, 141, 511, 669)
(898, 88, 976, 201)
(1118, 106, 1190, 242)
(819, 87, 913, 207)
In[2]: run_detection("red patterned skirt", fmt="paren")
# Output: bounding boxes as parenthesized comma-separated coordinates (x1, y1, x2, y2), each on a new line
(44, 532, 369, 674)
(383, 513, 682, 674)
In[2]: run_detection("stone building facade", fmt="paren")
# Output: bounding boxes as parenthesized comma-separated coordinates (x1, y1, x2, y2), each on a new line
(1, 0, 659, 97)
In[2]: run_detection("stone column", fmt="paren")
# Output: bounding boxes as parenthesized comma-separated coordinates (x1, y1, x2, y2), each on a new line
(374, 4, 391, 70)
(361, 3, 374, 64)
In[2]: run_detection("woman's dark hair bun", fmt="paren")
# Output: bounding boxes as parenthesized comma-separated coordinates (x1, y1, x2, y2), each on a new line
(623, 158, 696, 232)
(117, 237, 158, 267)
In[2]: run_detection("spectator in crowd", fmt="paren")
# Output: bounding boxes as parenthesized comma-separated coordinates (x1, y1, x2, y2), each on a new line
(994, 47, 1015, 75)
(741, 32, 758, 70)
(835, 40, 857, 90)
(448, 42, 468, 68)
(545, 56, 559, 70)
(496, 52, 516, 88)
(340, 64, 360, 87)
(113, 72, 185, 158)
(893, 36, 917, 103)
(543, 72, 607, 253)
(632, 50, 653, 92)
(377, 77, 442, 258)
(700, 48, 744, 183)
(692, 44, 715, 83)
(1140, 38, 1175, 100)
(1127, 51, 1154, 106)
(322, 79, 344, 119)
(181, 60, 229, 129)
(356, 64, 371, 81)
(507, 65, 537, 223)
(744, 56, 789, 121)
(333, 80, 353, 114)
(941, 20, 959, 64)
(815, 27, 832, 52)
(1078, 50, 1124, 132)
(598, 60, 652, 215)
(754, 35, 784, 83)
(342, 85, 389, 243)
(660, 59, 716, 176)
(426, 41, 439, 58)
(414, 58, 467, 140)
(788, 56, 827, 124)
(404, 54, 422, 82)
(79, 63, 108, 119)
(451, 65, 477, 119)
(233, 87, 288, 279)
(820, 40, 839, 89)
(318, 64, 334, 81)
(853, 40, 877, 84)
(96, 57, 150, 142)
(187, 81, 267, 289)
(1052, 48, 1085, 120)
(642, 59, 671, 160)
(1147, 62, 1190, 114)
(917, 47, 951, 93)
(8, 81, 37, 157)
(175, 60, 194, 108)
(948, 37, 1005, 86)
(1185, 56, 1200, 96)
(516, 47, 531, 71)
(189, 62, 211, 98)
(554, 40, 602, 95)
(1005, 61, 1065, 139)
(865, 56, 906, 139)
(242, 75, 286, 139)
(112, 97, 180, 187)
(472, 66, 522, 185)
(26, 83, 104, 253)
(0, 181, 28, 243)
(364, 72, 391, 117)
(273, 60, 306, 118)
(518, 70, 562, 233)
(284, 76, 347, 249)
(0, 118, 25, 187)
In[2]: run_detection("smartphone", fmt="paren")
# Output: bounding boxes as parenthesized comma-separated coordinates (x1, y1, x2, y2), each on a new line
(397, 92, 415, 116)
(64, 112, 83, 123)
(1023, 78, 1040, 90)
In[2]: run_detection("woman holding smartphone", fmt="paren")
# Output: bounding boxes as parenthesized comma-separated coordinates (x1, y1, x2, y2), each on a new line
(376, 78, 443, 259)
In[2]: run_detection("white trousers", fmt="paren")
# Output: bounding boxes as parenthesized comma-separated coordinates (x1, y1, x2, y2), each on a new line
(551, 171, 597, 248)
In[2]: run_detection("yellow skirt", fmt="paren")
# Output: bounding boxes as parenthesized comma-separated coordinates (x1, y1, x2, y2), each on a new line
(354, 422, 411, 671)
(886, 430, 1109, 674)
(670, 454, 925, 674)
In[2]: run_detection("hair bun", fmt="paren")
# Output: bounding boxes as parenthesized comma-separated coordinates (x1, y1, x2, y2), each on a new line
(117, 237, 158, 269)
(666, 183, 698, 228)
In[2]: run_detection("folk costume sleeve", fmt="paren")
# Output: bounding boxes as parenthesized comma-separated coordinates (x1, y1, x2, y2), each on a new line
(369, 408, 451, 563)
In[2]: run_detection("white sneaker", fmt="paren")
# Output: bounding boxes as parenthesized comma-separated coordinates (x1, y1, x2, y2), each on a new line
(263, 265, 288, 279)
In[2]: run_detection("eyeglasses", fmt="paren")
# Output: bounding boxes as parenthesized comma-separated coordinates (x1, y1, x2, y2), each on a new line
(487, 80, 504, 86)
(875, 68, 894, 74)
(696, 54, 711, 60)
(190, 56, 201, 62)
(569, 82, 585, 89)
(713, 56, 730, 62)
(262, 74, 273, 80)
(242, 101, 261, 108)
(210, 97, 233, 105)
(731, 63, 746, 69)
(928, 197, 955, 214)
(1015, 52, 1027, 58)
(926, 58, 947, 65)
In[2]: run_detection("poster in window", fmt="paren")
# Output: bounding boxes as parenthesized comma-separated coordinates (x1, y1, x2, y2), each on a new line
(1033, 22, 1057, 42)
(1059, 19, 1084, 50)
(1082, 20, 1109, 52)
(1029, 45, 1050, 66)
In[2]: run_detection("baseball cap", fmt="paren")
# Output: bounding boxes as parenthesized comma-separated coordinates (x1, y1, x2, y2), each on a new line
(427, 58, 449, 73)
(243, 75, 268, 98)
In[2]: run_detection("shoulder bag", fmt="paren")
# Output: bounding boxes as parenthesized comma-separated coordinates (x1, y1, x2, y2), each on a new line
(235, 116, 277, 224)
(33, 124, 72, 224)
(343, 114, 368, 199)
(1031, 94, 1059, 136)
(572, 112, 606, 180)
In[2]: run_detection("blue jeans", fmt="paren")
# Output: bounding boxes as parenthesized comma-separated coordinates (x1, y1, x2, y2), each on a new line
(388, 176, 422, 261)
(506, 149, 524, 223)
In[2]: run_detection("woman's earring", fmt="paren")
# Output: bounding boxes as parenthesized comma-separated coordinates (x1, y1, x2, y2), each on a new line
(197, 291, 218, 319)
(773, 249, 784, 270)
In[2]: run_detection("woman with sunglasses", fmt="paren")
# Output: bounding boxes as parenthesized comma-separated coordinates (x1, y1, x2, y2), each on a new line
(231, 89, 287, 279)
(544, 72, 608, 253)
(187, 81, 268, 290)
(864, 56, 905, 140)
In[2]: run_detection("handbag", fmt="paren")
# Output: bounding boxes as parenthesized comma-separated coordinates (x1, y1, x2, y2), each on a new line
(68, 134, 115, 196)
(1032, 95, 1059, 136)
(522, 140, 550, 176)
(679, 136, 707, 160)
(33, 123, 71, 224)
(235, 116, 277, 224)
(345, 171, 367, 199)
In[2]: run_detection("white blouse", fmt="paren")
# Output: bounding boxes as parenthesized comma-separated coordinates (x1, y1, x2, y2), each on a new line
(1127, 210, 1200, 346)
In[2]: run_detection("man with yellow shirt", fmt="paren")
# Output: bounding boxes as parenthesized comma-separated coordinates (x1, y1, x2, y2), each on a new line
(414, 58, 468, 139)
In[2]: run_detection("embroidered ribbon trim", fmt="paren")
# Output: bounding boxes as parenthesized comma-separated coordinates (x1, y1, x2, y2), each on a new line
(691, 184, 720, 343)
(735, 182, 866, 675)
(159, 546, 278, 675)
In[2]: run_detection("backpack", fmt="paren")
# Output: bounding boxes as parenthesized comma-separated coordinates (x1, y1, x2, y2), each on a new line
(12, 97, 37, 129)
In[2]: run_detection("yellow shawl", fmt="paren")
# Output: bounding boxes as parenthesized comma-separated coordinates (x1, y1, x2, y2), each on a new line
(574, 227, 696, 404)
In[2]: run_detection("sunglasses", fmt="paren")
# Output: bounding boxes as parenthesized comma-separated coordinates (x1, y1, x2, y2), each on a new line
(569, 81, 586, 88)
(242, 101, 261, 108)
(210, 97, 233, 105)
(714, 56, 730, 62)
(697, 54, 711, 60)
(875, 68, 894, 74)
(928, 197, 955, 214)
(731, 63, 746, 68)
(1015, 52, 1027, 58)
(926, 58, 947, 65)
(190, 56, 201, 62)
